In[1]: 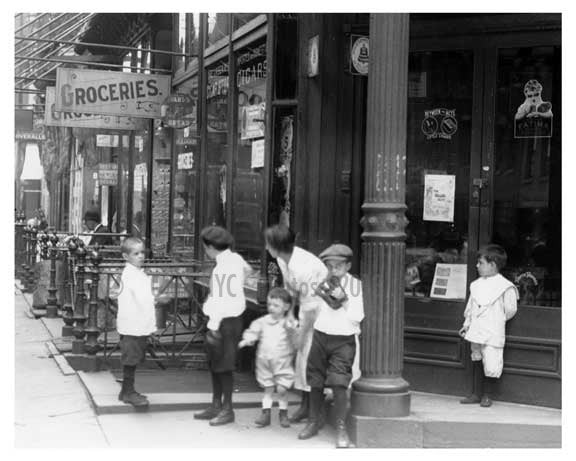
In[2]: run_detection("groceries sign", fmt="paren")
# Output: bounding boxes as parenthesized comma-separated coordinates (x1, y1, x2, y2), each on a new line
(55, 68, 171, 118)
(45, 87, 147, 130)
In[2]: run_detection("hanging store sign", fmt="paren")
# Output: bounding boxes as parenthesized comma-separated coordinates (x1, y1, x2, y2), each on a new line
(55, 68, 171, 118)
(514, 79, 553, 138)
(15, 131, 46, 140)
(349, 35, 369, 76)
(421, 108, 458, 140)
(162, 93, 197, 128)
(45, 87, 146, 130)
(97, 163, 118, 186)
(177, 152, 194, 170)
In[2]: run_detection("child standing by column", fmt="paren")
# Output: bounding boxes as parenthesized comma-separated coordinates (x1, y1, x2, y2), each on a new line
(459, 244, 519, 407)
(194, 226, 252, 426)
(302, 244, 364, 448)
(239, 287, 297, 428)
(117, 237, 157, 408)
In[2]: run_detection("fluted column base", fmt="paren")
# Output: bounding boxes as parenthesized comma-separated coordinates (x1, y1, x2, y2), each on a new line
(351, 377, 411, 418)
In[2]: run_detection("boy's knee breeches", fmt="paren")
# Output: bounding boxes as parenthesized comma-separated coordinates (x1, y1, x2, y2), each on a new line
(470, 342, 503, 378)
(306, 330, 356, 388)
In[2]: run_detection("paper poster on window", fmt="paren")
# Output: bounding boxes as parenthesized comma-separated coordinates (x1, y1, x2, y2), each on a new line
(430, 263, 467, 300)
(240, 103, 265, 140)
(251, 139, 265, 168)
(423, 174, 455, 222)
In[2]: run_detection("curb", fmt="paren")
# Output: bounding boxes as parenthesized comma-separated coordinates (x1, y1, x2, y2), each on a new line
(76, 370, 300, 415)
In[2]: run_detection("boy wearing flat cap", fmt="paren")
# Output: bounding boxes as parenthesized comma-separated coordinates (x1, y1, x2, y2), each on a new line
(300, 244, 364, 448)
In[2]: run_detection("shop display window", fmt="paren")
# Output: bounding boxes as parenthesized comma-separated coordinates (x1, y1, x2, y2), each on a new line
(204, 59, 229, 229)
(404, 51, 473, 300)
(492, 46, 561, 307)
(132, 128, 151, 243)
(172, 77, 199, 259)
(175, 13, 200, 72)
(233, 39, 267, 289)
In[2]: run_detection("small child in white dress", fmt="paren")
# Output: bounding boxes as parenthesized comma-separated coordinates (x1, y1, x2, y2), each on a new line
(239, 287, 297, 428)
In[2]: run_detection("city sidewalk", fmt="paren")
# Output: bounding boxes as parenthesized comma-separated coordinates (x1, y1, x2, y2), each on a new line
(15, 284, 562, 448)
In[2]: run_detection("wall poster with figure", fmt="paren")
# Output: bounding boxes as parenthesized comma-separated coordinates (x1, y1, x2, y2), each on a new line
(423, 174, 455, 222)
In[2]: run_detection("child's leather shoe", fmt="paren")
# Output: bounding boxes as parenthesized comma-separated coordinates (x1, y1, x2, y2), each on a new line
(121, 391, 149, 407)
(279, 409, 290, 428)
(255, 408, 271, 427)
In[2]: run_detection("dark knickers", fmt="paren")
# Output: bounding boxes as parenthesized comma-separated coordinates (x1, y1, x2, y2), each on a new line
(120, 335, 148, 366)
(306, 329, 356, 388)
(205, 316, 243, 373)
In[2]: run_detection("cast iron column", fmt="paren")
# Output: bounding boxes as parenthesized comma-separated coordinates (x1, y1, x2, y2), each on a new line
(351, 13, 411, 424)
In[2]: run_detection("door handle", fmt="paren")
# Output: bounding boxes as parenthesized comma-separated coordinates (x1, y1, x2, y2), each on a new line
(472, 178, 488, 189)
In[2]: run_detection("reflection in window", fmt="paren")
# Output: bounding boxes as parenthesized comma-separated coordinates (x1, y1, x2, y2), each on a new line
(404, 51, 473, 300)
(207, 13, 230, 47)
(175, 13, 199, 72)
(233, 13, 261, 31)
(493, 46, 561, 307)
(233, 40, 267, 289)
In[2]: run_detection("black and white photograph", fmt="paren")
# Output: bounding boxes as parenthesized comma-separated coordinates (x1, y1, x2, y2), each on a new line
(5, 2, 570, 454)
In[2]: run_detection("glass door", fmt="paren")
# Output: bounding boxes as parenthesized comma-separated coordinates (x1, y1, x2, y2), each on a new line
(403, 49, 483, 397)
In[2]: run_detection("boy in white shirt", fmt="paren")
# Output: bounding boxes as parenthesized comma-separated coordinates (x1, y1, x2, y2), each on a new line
(459, 244, 519, 407)
(117, 237, 157, 408)
(194, 226, 252, 426)
(300, 244, 364, 448)
(239, 287, 297, 428)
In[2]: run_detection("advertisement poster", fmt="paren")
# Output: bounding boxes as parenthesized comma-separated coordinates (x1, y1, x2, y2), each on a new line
(97, 163, 118, 186)
(240, 103, 265, 140)
(251, 139, 265, 168)
(423, 174, 456, 222)
(430, 263, 467, 300)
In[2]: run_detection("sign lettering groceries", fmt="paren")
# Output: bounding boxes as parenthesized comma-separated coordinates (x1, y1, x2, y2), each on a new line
(56, 68, 171, 118)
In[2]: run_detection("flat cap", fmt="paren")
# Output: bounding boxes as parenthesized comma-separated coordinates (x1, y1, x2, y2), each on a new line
(84, 208, 101, 222)
(319, 243, 353, 262)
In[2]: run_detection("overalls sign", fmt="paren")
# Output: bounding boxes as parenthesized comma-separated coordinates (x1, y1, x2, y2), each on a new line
(55, 68, 171, 118)
(422, 108, 458, 140)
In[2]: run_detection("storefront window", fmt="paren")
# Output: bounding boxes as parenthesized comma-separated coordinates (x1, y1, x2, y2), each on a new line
(150, 122, 172, 255)
(207, 13, 230, 48)
(205, 60, 229, 228)
(132, 128, 151, 243)
(172, 78, 199, 259)
(233, 39, 267, 286)
(492, 46, 561, 307)
(404, 51, 473, 300)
